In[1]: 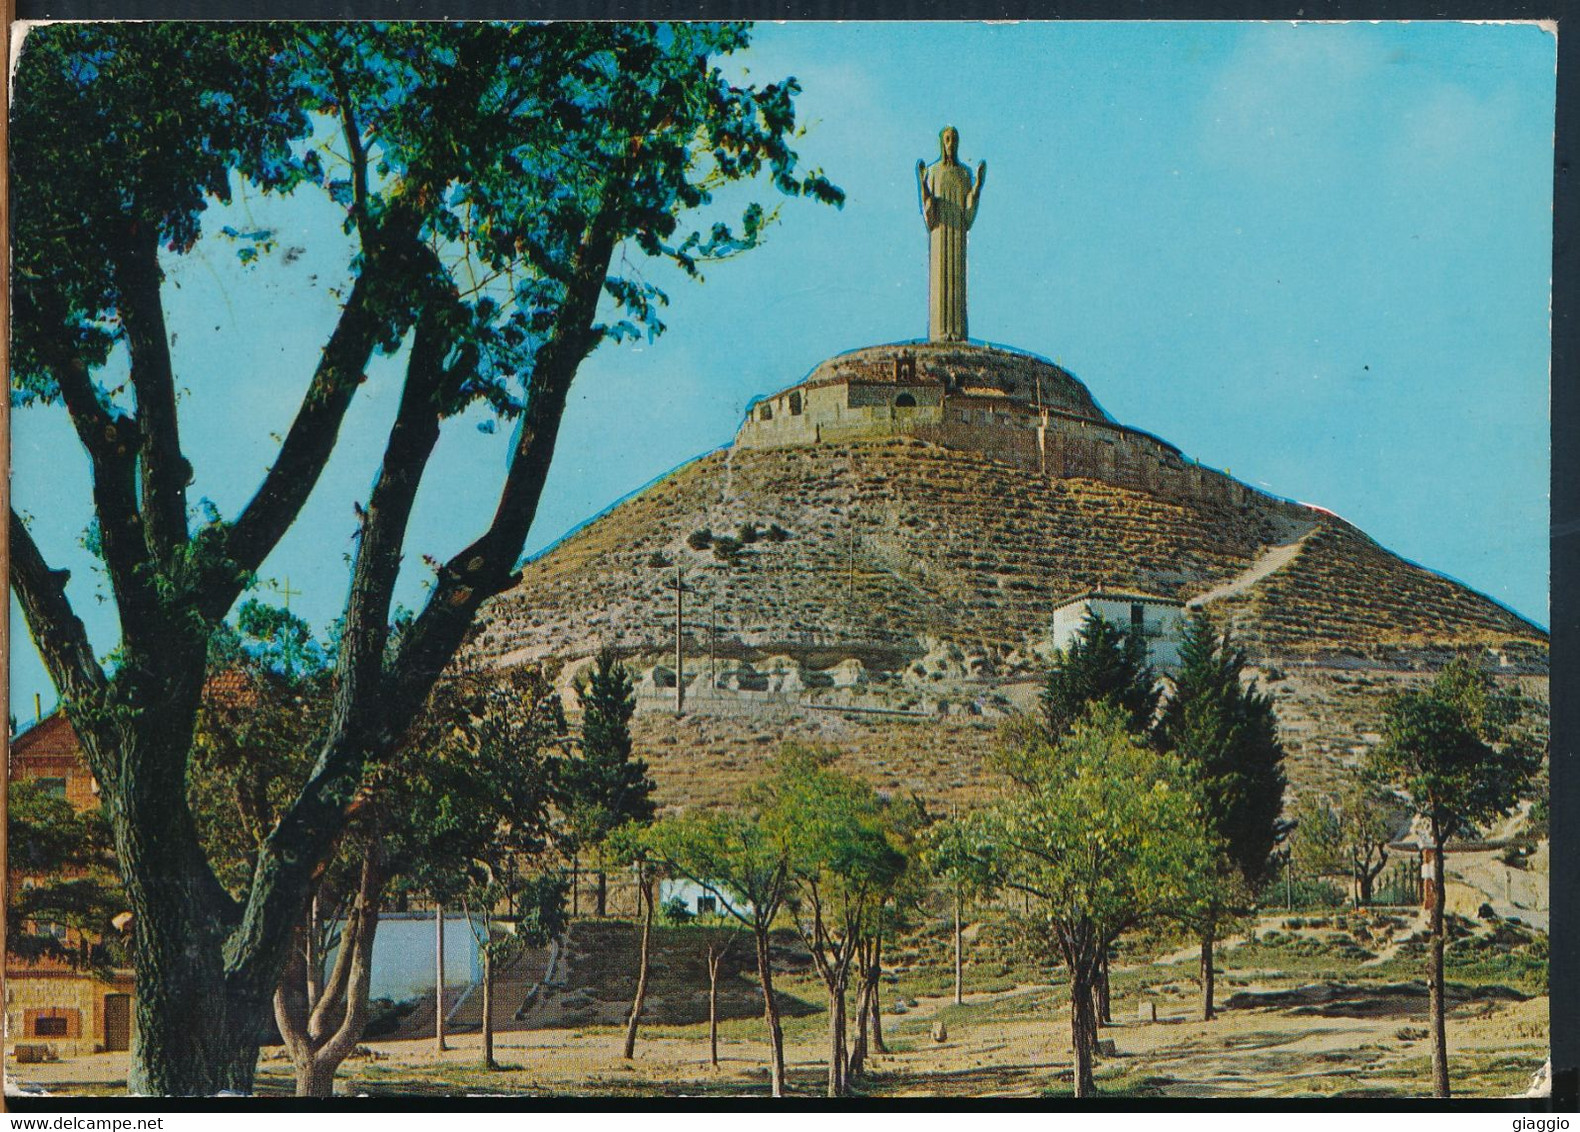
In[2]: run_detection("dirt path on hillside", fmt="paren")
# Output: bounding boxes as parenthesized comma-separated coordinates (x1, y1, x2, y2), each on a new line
(1190, 523, 1316, 607)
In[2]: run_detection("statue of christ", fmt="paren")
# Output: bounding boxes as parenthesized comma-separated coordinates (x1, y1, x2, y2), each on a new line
(917, 126, 986, 342)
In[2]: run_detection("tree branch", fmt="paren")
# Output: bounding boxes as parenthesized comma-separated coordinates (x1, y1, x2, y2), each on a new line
(226, 310, 454, 993)
(8, 510, 108, 709)
(386, 216, 620, 708)
(115, 220, 190, 561)
(48, 355, 162, 641)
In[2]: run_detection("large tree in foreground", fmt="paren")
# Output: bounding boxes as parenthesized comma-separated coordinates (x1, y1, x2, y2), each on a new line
(9, 22, 839, 1095)
(1370, 659, 1539, 1099)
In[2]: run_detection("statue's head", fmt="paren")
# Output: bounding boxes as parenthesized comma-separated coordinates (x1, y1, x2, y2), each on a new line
(940, 126, 960, 162)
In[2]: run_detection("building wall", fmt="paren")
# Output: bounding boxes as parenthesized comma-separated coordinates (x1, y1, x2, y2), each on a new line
(1051, 596, 1187, 672)
(737, 379, 1300, 522)
(5, 968, 134, 1057)
(9, 715, 100, 811)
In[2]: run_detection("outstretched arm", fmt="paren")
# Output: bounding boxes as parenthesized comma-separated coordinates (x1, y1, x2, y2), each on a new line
(966, 160, 987, 227)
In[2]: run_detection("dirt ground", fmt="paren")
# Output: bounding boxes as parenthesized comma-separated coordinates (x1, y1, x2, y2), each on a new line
(9, 926, 1548, 1100)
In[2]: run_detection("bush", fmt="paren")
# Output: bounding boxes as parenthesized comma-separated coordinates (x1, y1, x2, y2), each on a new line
(363, 997, 419, 1039)
(660, 896, 694, 926)
(766, 523, 791, 543)
(687, 528, 713, 550)
(711, 535, 743, 563)
(646, 551, 672, 568)
(1477, 902, 1498, 921)
(737, 522, 760, 544)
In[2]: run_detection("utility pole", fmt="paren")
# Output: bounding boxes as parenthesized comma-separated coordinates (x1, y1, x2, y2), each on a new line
(709, 596, 718, 699)
(675, 564, 685, 715)
(665, 565, 694, 716)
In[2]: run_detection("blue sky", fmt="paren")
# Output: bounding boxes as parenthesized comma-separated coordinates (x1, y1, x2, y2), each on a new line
(9, 20, 1556, 721)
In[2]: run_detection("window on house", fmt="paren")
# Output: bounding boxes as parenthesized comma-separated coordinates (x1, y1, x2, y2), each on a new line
(696, 895, 717, 915)
(36, 778, 67, 799)
(759, 403, 773, 422)
(788, 392, 802, 416)
(1131, 604, 1145, 630)
(33, 1016, 69, 1037)
(895, 393, 917, 408)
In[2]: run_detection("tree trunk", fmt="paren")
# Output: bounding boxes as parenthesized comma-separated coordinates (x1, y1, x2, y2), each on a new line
(1069, 970, 1097, 1098)
(1096, 949, 1112, 1025)
(1428, 838, 1451, 1098)
(570, 854, 579, 919)
(275, 852, 384, 1099)
(707, 945, 722, 1067)
(848, 974, 872, 1079)
(596, 869, 607, 918)
(826, 982, 848, 1098)
(622, 869, 654, 1059)
(96, 673, 267, 1096)
(1199, 931, 1216, 1022)
(754, 928, 787, 1097)
(953, 889, 964, 1006)
(435, 903, 448, 1052)
(481, 946, 496, 1070)
(868, 927, 888, 1055)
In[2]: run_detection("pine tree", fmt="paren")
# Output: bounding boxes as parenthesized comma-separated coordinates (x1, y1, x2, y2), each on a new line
(564, 649, 655, 915)
(1156, 614, 1289, 1020)
(1040, 609, 1159, 740)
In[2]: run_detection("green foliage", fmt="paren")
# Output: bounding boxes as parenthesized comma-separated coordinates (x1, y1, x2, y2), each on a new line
(13, 23, 843, 410)
(753, 745, 907, 905)
(1155, 616, 1289, 892)
(643, 810, 786, 931)
(1038, 610, 1158, 744)
(710, 535, 744, 564)
(465, 871, 569, 975)
(661, 896, 696, 926)
(942, 704, 1216, 957)
(392, 664, 567, 904)
(563, 649, 654, 859)
(6, 780, 128, 971)
(687, 529, 714, 551)
(1370, 659, 1541, 843)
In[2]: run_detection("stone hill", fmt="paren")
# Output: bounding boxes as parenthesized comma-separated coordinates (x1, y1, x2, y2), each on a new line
(472, 400, 1546, 810)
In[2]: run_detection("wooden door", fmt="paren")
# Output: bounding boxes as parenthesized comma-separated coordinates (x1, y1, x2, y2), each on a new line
(103, 993, 131, 1052)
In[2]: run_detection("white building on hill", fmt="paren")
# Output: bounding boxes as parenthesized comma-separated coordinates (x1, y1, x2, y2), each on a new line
(1050, 591, 1187, 673)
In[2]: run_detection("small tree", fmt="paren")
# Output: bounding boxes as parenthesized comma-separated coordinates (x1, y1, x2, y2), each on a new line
(937, 704, 1214, 1097)
(757, 747, 905, 1098)
(1039, 609, 1159, 740)
(1293, 777, 1402, 907)
(924, 805, 995, 1009)
(643, 811, 792, 1097)
(1154, 616, 1288, 1021)
(607, 824, 660, 1060)
(463, 871, 567, 1070)
(1371, 659, 1540, 1098)
(847, 793, 927, 1079)
(563, 649, 655, 916)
